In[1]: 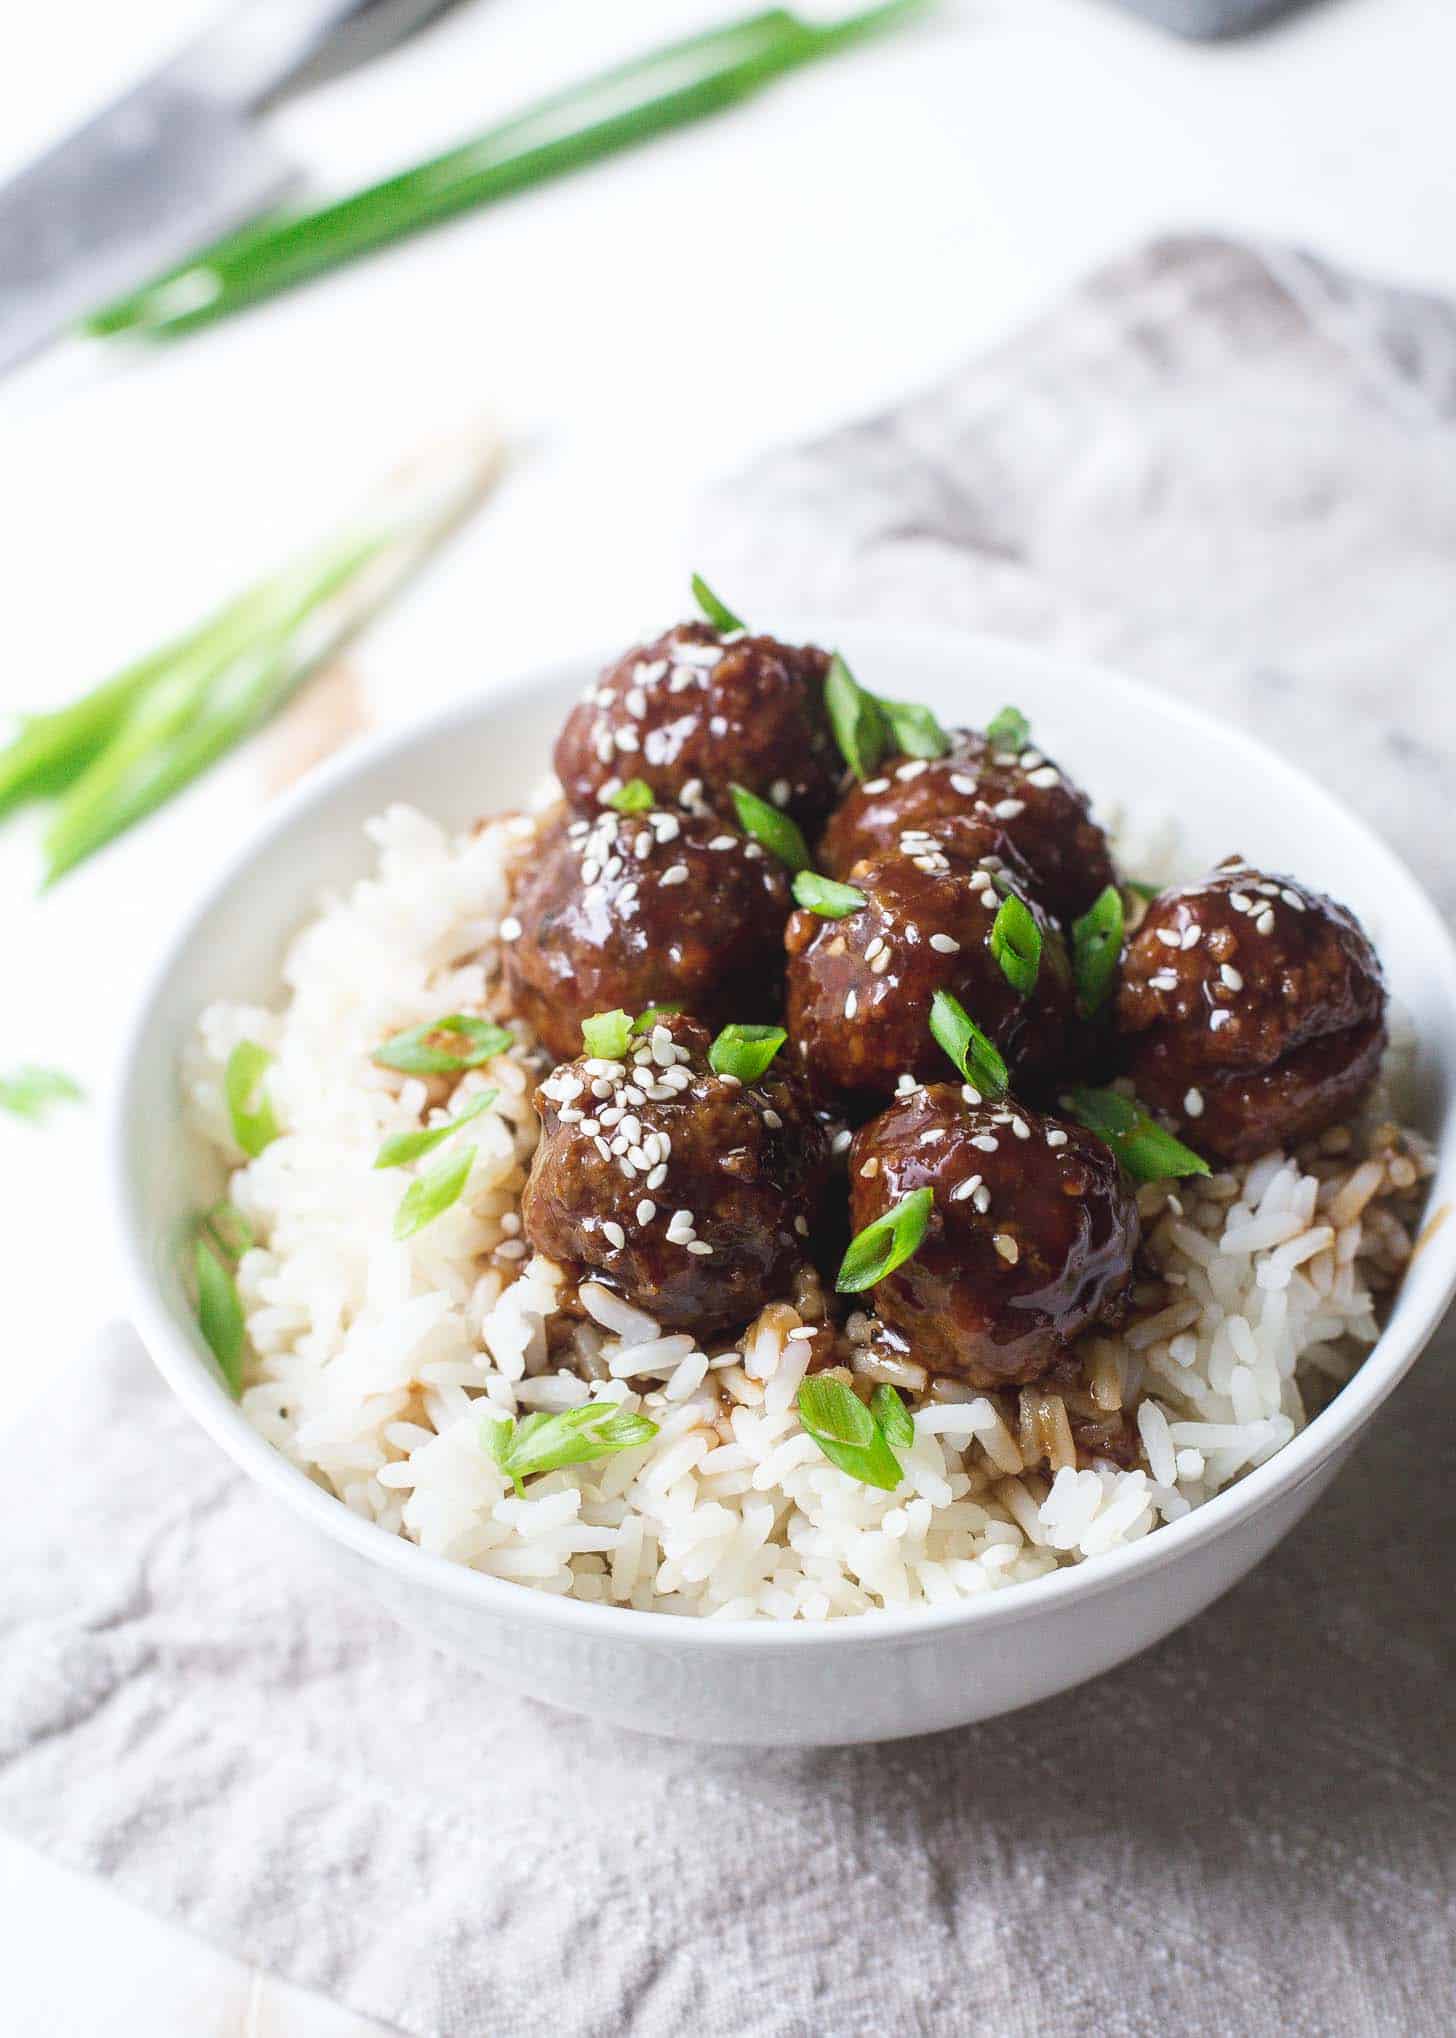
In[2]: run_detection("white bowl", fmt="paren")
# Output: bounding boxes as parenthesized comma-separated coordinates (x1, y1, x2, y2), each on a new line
(110, 622, 1456, 1745)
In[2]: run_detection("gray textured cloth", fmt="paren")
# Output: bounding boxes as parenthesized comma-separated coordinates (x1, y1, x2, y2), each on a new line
(4, 237, 1456, 2038)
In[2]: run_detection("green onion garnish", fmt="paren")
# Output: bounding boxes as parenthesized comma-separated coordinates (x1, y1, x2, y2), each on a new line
(0, 1064, 83, 1124)
(202, 1200, 255, 1263)
(796, 1375, 905, 1492)
(824, 652, 890, 782)
(195, 1238, 245, 1398)
(375, 1089, 498, 1170)
(792, 870, 866, 918)
(729, 783, 810, 871)
(482, 1400, 659, 1499)
(224, 1041, 280, 1158)
(990, 894, 1042, 996)
(690, 574, 745, 635)
(709, 1023, 787, 1084)
(836, 1185, 934, 1293)
(393, 1144, 477, 1240)
(631, 1004, 684, 1033)
(1124, 879, 1162, 903)
(1071, 884, 1124, 1018)
(608, 778, 655, 814)
(877, 696, 949, 760)
(929, 989, 1009, 1099)
(373, 1015, 512, 1075)
(1065, 1087, 1211, 1182)
(582, 1009, 633, 1059)
(870, 1382, 915, 1450)
(985, 705, 1031, 753)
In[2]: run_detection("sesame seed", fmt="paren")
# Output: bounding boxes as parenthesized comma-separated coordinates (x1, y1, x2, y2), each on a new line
(1221, 964, 1243, 990)
(496, 1238, 528, 1260)
(871, 951, 891, 973)
(1150, 971, 1178, 992)
(633, 831, 652, 858)
(844, 991, 858, 1019)
(919, 1128, 946, 1145)
(708, 834, 737, 851)
(770, 778, 791, 807)
(1011, 1116, 1030, 1139)
(1155, 928, 1181, 948)
(961, 1085, 982, 1107)
(930, 933, 961, 954)
(615, 726, 640, 752)
(862, 778, 891, 795)
(951, 1174, 982, 1202)
(831, 1129, 852, 1155)
(949, 774, 977, 796)
(499, 916, 522, 941)
(660, 864, 689, 887)
(1255, 908, 1276, 935)
(1181, 924, 1202, 949)
(1281, 888, 1306, 911)
(993, 1233, 1019, 1264)
(1183, 1088, 1205, 1118)
(708, 715, 729, 737)
(860, 1157, 880, 1179)
(1025, 766, 1060, 789)
(992, 798, 1025, 820)
(636, 1199, 656, 1225)
(972, 1186, 991, 1214)
(896, 760, 929, 781)
(864, 936, 885, 962)
(1229, 891, 1252, 912)
(594, 732, 614, 764)
(647, 1163, 668, 1189)
(686, 1240, 714, 1257)
(794, 1215, 810, 1237)
(1210, 1010, 1231, 1031)
(652, 813, 680, 842)
(625, 687, 647, 718)
(602, 1221, 626, 1250)
(971, 1134, 999, 1152)
(1046, 1128, 1068, 1148)
(763, 1108, 783, 1129)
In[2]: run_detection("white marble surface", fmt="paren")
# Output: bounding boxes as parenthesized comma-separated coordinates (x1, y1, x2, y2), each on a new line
(3, 0, 1456, 2032)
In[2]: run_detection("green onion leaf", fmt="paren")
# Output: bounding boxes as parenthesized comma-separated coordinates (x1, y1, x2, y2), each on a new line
(195, 1238, 245, 1398)
(792, 870, 866, 918)
(690, 574, 745, 634)
(1071, 884, 1124, 1018)
(928, 989, 1009, 1099)
(202, 1200, 255, 1263)
(709, 1023, 787, 1084)
(825, 653, 891, 782)
(373, 1015, 512, 1075)
(393, 1144, 477, 1240)
(482, 1398, 660, 1498)
(870, 1382, 916, 1450)
(836, 1185, 934, 1293)
(729, 783, 810, 871)
(990, 893, 1042, 996)
(224, 1041, 280, 1158)
(877, 696, 949, 760)
(608, 777, 655, 814)
(582, 1009, 633, 1059)
(1065, 1086, 1211, 1182)
(796, 1375, 904, 1492)
(631, 1004, 683, 1033)
(985, 705, 1031, 753)
(1124, 879, 1162, 903)
(375, 1088, 498, 1169)
(0, 1064, 84, 1123)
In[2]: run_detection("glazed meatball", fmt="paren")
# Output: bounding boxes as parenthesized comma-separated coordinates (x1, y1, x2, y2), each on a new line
(786, 836, 1076, 1104)
(523, 1016, 829, 1337)
(554, 620, 840, 831)
(1116, 858, 1387, 1160)
(849, 1084, 1139, 1389)
(503, 805, 790, 1062)
(820, 728, 1115, 921)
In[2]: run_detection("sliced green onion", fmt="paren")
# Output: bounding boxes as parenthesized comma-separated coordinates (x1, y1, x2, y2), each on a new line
(928, 989, 1009, 1099)
(482, 1399, 659, 1499)
(631, 1003, 683, 1033)
(608, 777, 655, 814)
(224, 1041, 280, 1158)
(690, 574, 745, 634)
(796, 1375, 904, 1492)
(836, 1185, 934, 1293)
(870, 1382, 915, 1450)
(582, 1009, 633, 1059)
(990, 893, 1042, 996)
(708, 1023, 787, 1083)
(373, 1014, 512, 1075)
(877, 696, 949, 760)
(1065, 1086, 1210, 1182)
(394, 1144, 477, 1240)
(375, 1089, 498, 1169)
(202, 1200, 255, 1263)
(195, 1238, 245, 1398)
(985, 705, 1030, 753)
(729, 782, 810, 871)
(1072, 884, 1124, 1018)
(792, 870, 866, 918)
(824, 652, 890, 782)
(1124, 878, 1162, 903)
(0, 1064, 84, 1123)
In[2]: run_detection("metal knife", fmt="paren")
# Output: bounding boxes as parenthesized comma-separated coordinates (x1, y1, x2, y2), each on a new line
(0, 0, 463, 379)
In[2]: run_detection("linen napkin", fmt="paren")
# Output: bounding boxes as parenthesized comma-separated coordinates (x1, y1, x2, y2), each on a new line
(4, 236, 1456, 2038)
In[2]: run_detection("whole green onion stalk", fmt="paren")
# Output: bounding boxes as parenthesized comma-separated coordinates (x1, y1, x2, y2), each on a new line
(0, 430, 504, 885)
(85, 4, 929, 341)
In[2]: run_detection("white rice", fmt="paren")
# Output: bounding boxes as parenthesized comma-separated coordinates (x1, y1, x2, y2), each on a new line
(185, 805, 1434, 1620)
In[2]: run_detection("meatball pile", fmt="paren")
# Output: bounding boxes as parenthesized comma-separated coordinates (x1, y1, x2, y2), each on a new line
(501, 592, 1389, 1437)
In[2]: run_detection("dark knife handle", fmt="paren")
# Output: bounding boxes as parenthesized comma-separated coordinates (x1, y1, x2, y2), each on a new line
(173, 0, 466, 112)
